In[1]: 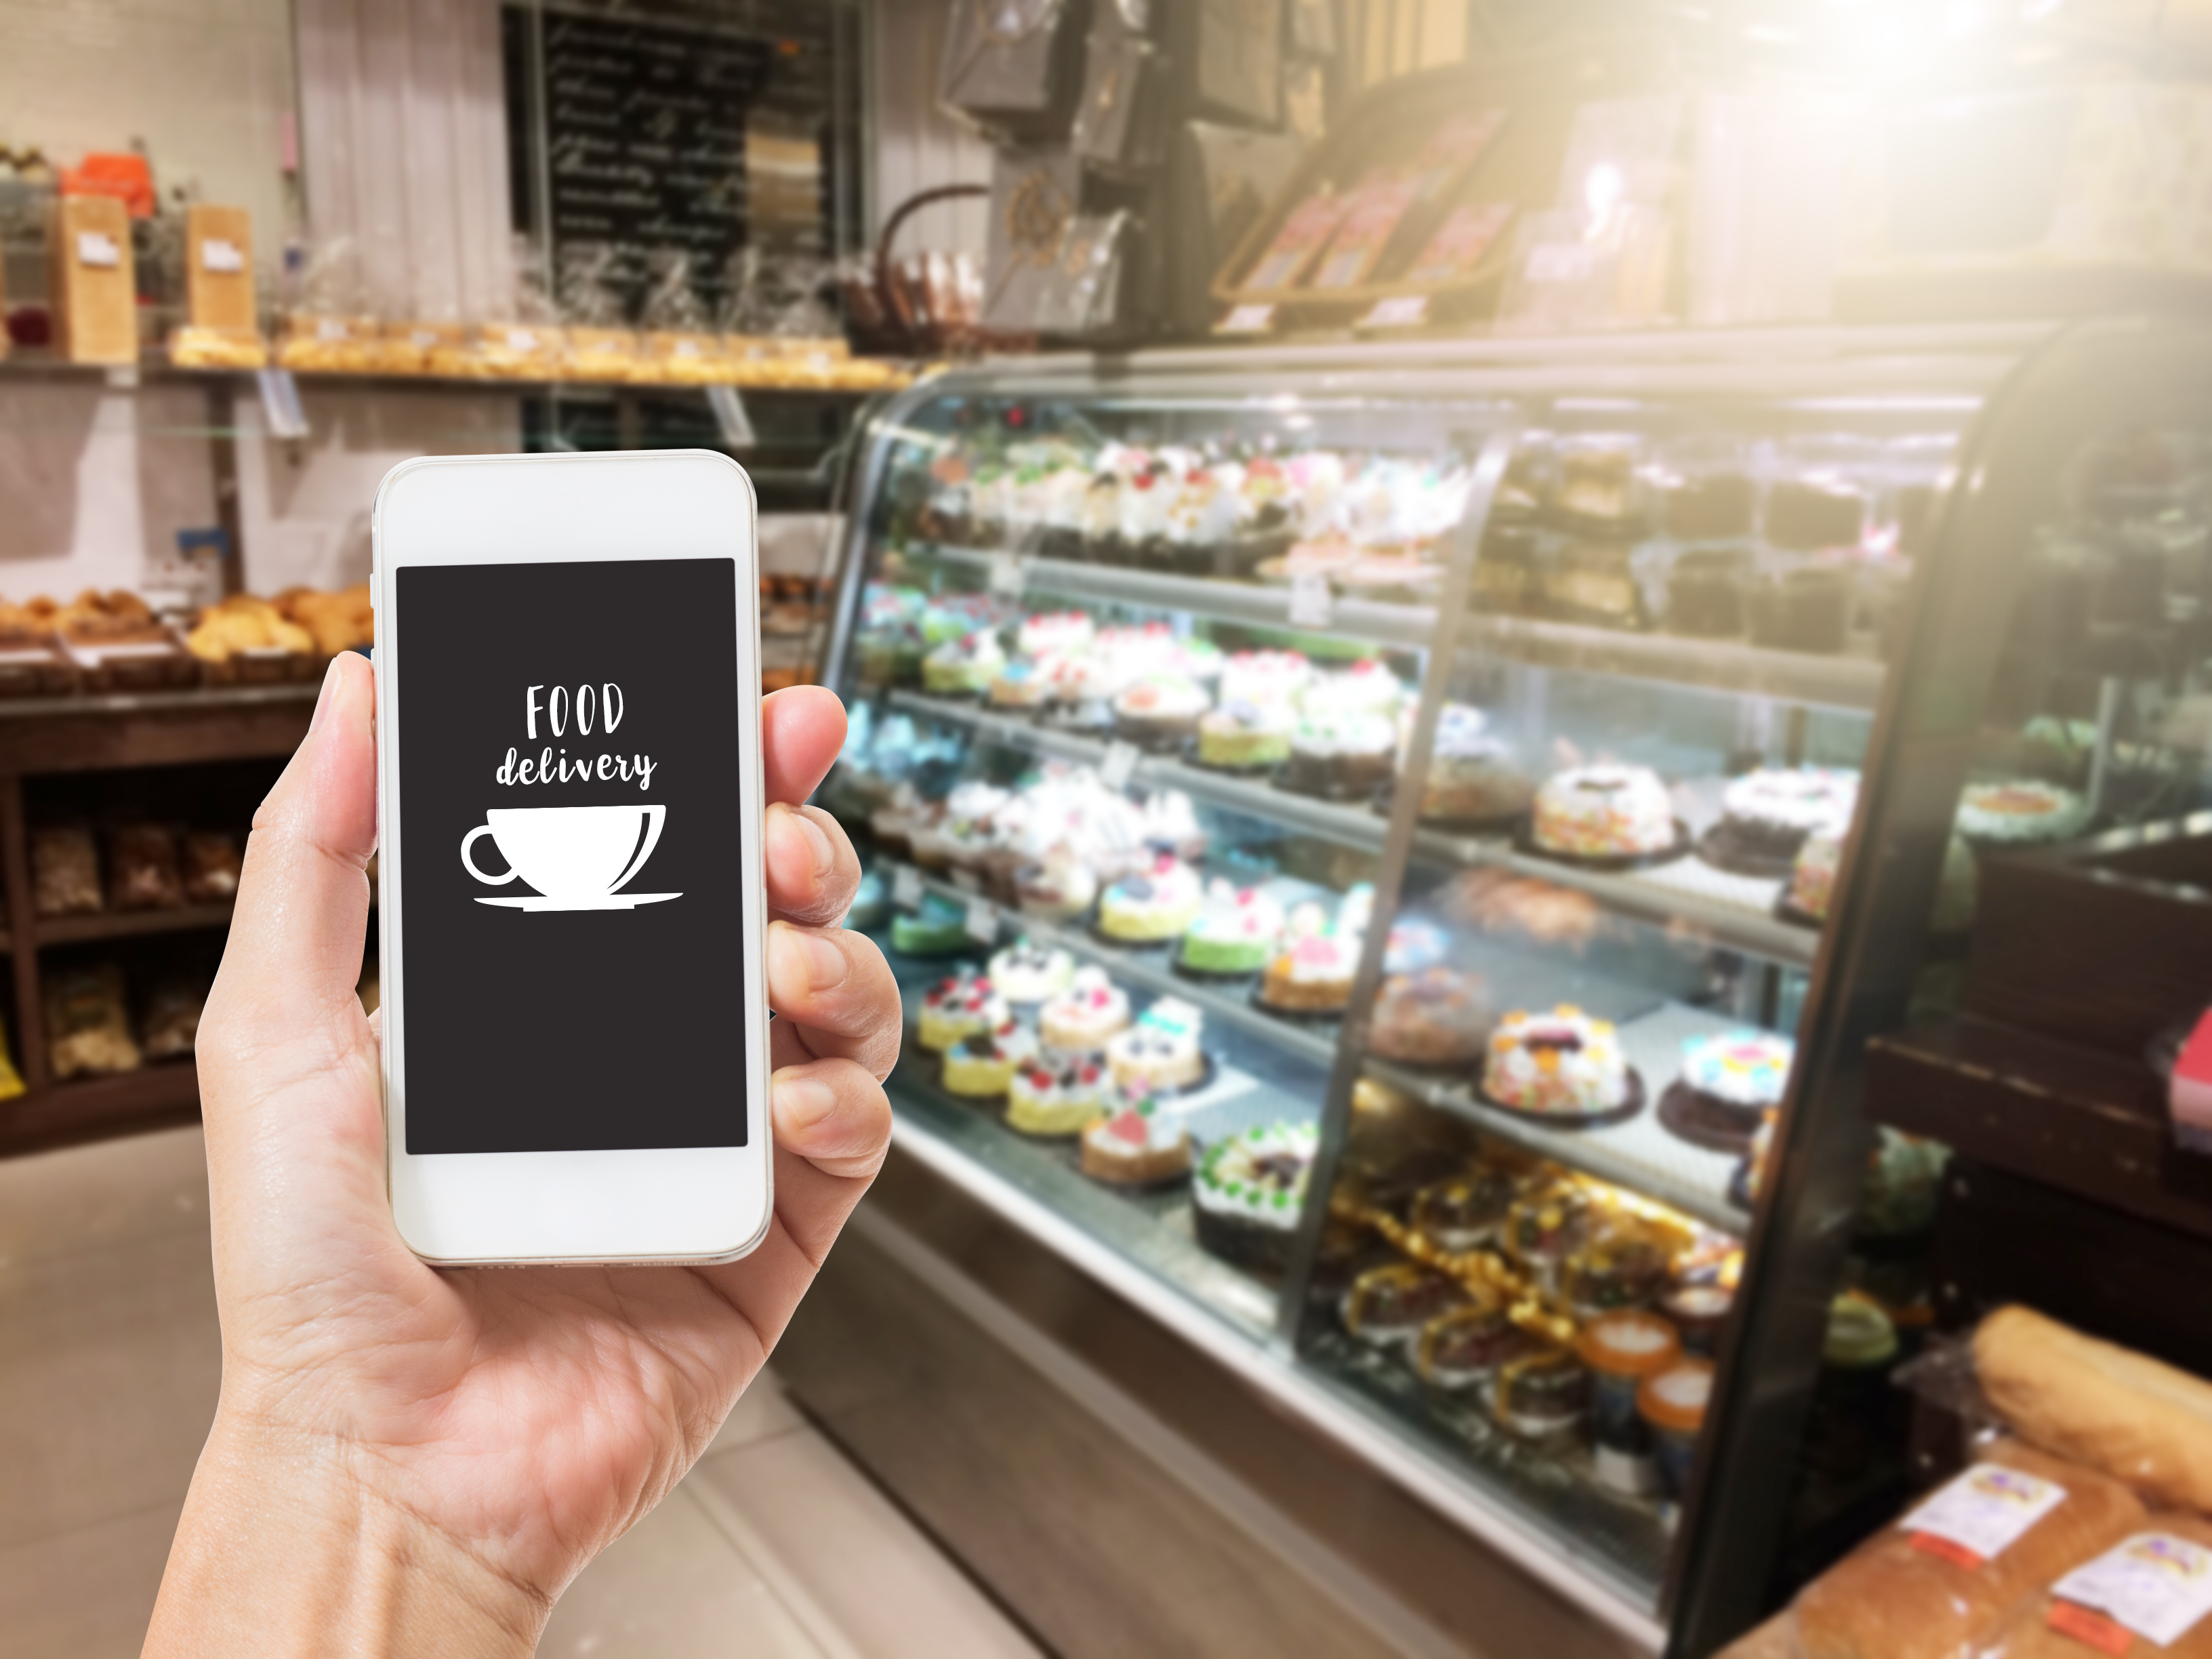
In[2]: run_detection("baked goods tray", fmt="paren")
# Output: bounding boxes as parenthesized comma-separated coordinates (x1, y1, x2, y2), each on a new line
(1368, 1000, 1754, 1236)
(890, 691, 1819, 970)
(912, 543, 1437, 649)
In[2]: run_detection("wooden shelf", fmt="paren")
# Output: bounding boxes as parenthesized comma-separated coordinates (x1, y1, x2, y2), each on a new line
(35, 901, 237, 947)
(0, 1061, 200, 1156)
(1866, 1015, 2212, 1243)
(0, 682, 316, 773)
(0, 349, 906, 398)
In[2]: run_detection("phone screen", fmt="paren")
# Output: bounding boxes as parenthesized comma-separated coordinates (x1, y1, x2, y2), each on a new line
(395, 556, 747, 1153)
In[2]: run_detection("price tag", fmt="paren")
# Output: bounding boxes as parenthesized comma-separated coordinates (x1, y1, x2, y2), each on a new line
(988, 554, 1025, 596)
(891, 865, 923, 909)
(200, 237, 245, 274)
(1288, 571, 1335, 628)
(1218, 302, 1275, 335)
(1100, 741, 1140, 790)
(964, 897, 998, 943)
(77, 230, 121, 268)
(1358, 293, 1430, 330)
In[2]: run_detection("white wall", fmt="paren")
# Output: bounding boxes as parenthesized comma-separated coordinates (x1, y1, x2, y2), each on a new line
(867, 0, 994, 259)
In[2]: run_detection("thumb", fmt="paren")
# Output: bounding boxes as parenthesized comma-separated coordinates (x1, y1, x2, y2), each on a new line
(199, 651, 378, 1105)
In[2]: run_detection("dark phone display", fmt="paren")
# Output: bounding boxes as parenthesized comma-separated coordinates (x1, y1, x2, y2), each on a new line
(396, 558, 748, 1153)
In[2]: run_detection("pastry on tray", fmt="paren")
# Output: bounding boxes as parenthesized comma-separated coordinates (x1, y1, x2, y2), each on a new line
(1414, 1298, 1540, 1392)
(1038, 966, 1131, 1052)
(1078, 1089, 1193, 1185)
(915, 968, 1008, 1052)
(1494, 1346, 1592, 1447)
(1179, 880, 1283, 975)
(1368, 967, 1494, 1066)
(1410, 1168, 1521, 1253)
(1702, 767, 1858, 873)
(1483, 1006, 1634, 1117)
(1191, 1121, 1318, 1277)
(1104, 998, 1206, 1092)
(1341, 1263, 1472, 1349)
(1006, 1052, 1112, 1136)
(1097, 855, 1204, 943)
(1530, 764, 1678, 860)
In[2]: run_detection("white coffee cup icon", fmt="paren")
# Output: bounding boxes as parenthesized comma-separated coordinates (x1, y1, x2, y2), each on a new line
(460, 804, 680, 912)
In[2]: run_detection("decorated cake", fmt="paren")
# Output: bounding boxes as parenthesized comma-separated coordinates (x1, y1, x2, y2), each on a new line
(1216, 649, 1312, 707)
(1530, 764, 1678, 860)
(1282, 711, 1396, 798)
(1195, 700, 1292, 771)
(1483, 1006, 1634, 1117)
(1259, 930, 1359, 1014)
(1495, 1347, 1592, 1445)
(920, 629, 1005, 696)
(916, 969, 1008, 1052)
(1105, 998, 1207, 1092)
(1097, 855, 1205, 943)
(1017, 610, 1094, 658)
(1012, 852, 1099, 920)
(987, 939, 1076, 1006)
(1955, 779, 2092, 843)
(1413, 704, 1534, 825)
(1370, 968, 1496, 1066)
(1179, 880, 1284, 975)
(1038, 966, 1131, 1052)
(1113, 672, 1210, 748)
(889, 892, 972, 956)
(986, 657, 1051, 710)
(1078, 1088, 1193, 1185)
(1679, 1031, 1793, 1121)
(1006, 1052, 1112, 1136)
(941, 1021, 1038, 1098)
(1191, 1121, 1319, 1275)
(1703, 766, 1858, 872)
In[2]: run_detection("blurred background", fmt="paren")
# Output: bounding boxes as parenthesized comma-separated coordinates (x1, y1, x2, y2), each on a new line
(5, 1, 2212, 1655)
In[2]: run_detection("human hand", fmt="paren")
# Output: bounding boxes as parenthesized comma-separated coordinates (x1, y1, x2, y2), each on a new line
(144, 657, 895, 1657)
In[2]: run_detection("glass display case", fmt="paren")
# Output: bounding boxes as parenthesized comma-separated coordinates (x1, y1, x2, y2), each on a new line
(815, 324, 2071, 1644)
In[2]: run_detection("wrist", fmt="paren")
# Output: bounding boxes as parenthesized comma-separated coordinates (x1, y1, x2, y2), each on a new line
(147, 1406, 548, 1659)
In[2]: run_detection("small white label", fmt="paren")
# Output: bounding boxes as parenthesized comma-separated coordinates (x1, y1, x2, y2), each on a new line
(1218, 302, 1275, 334)
(1359, 293, 1430, 329)
(1525, 242, 1599, 283)
(964, 897, 998, 943)
(1289, 571, 1335, 628)
(199, 237, 245, 273)
(316, 317, 350, 341)
(2051, 1533, 2212, 1647)
(988, 555, 1025, 596)
(1099, 741, 1139, 790)
(504, 328, 539, 351)
(673, 337, 703, 357)
(76, 230, 121, 268)
(1899, 1465, 2068, 1565)
(891, 865, 924, 909)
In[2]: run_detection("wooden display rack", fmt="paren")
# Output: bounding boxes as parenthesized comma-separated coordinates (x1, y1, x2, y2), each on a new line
(0, 683, 317, 1155)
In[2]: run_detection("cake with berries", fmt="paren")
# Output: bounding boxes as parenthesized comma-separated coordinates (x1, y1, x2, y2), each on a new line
(1006, 1052, 1111, 1136)
(1078, 1090, 1193, 1185)
(1178, 881, 1284, 975)
(1104, 998, 1206, 1092)
(986, 939, 1076, 1006)
(1097, 855, 1204, 943)
(914, 969, 1007, 1052)
(1191, 1121, 1319, 1275)
(1038, 967, 1131, 1052)
(941, 1021, 1038, 1098)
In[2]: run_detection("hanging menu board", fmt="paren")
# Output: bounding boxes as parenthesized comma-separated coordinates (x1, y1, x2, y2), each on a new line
(515, 1, 838, 318)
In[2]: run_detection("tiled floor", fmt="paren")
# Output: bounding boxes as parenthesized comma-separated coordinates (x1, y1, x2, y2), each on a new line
(0, 1125, 1038, 1659)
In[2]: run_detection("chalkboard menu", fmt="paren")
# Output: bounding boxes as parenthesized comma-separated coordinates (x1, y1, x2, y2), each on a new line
(506, 0, 845, 321)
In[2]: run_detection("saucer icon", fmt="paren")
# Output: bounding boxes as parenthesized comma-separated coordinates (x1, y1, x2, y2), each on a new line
(461, 804, 679, 912)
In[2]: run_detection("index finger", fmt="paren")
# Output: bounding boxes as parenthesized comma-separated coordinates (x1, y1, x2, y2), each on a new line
(763, 686, 846, 804)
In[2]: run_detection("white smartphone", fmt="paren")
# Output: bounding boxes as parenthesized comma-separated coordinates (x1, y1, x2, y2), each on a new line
(371, 449, 772, 1266)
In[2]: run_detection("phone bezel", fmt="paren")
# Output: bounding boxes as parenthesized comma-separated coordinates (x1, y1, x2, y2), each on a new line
(372, 449, 772, 1266)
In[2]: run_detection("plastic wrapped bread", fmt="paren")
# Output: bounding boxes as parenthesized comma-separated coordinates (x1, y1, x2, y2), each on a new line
(1978, 1306, 2212, 1515)
(1975, 1513, 2212, 1657)
(1793, 1439, 2144, 1659)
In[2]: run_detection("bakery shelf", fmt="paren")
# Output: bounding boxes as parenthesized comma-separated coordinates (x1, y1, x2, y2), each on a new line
(0, 682, 320, 722)
(882, 855, 1341, 1070)
(35, 899, 236, 947)
(1465, 613, 1888, 714)
(887, 689, 1820, 969)
(0, 350, 907, 398)
(0, 1060, 201, 1154)
(1367, 997, 1755, 1238)
(910, 544, 1440, 649)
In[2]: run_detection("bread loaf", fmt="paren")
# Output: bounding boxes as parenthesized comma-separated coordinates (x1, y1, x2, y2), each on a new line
(1793, 1439, 2144, 1659)
(1976, 1513, 2212, 1657)
(1978, 1305, 2212, 1514)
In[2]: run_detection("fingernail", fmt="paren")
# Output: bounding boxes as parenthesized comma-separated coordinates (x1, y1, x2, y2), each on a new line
(309, 657, 342, 734)
(774, 922, 848, 992)
(775, 1073, 837, 1132)
(779, 803, 837, 879)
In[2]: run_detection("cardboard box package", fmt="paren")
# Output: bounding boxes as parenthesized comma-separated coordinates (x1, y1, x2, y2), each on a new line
(50, 194, 136, 365)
